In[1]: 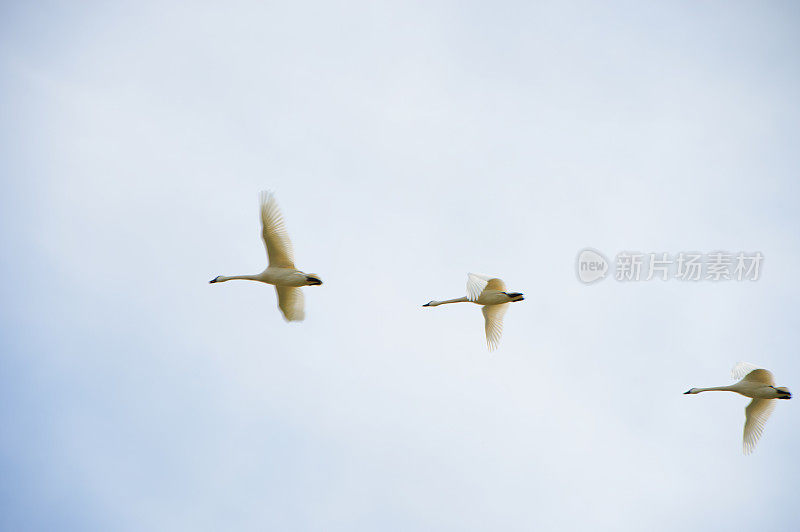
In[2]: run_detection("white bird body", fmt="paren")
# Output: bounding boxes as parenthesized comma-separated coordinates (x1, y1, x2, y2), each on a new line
(210, 192, 322, 321)
(423, 273, 523, 351)
(214, 267, 313, 287)
(424, 291, 515, 307)
(687, 380, 788, 400)
(684, 362, 791, 454)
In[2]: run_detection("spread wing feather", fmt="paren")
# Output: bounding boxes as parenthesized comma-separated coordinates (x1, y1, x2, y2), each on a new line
(731, 362, 762, 381)
(467, 273, 491, 301)
(742, 369, 775, 385)
(743, 399, 776, 455)
(482, 304, 508, 352)
(260, 191, 296, 268)
(467, 273, 506, 301)
(275, 286, 305, 322)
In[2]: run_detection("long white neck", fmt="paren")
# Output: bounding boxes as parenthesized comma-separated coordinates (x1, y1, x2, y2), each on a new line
(692, 385, 736, 393)
(215, 274, 260, 282)
(429, 297, 469, 306)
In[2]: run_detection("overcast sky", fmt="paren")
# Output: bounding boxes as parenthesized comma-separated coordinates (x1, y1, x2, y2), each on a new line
(2, 1, 799, 530)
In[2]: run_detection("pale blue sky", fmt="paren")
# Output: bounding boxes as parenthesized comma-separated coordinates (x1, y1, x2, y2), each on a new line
(1, 1, 799, 530)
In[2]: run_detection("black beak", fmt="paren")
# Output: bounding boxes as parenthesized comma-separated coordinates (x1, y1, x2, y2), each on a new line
(306, 277, 322, 286)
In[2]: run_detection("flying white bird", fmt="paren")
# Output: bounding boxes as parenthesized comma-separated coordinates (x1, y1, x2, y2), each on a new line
(684, 362, 791, 454)
(422, 273, 524, 351)
(210, 191, 322, 321)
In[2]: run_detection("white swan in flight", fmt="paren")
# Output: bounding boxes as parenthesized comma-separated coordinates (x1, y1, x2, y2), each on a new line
(422, 273, 524, 351)
(210, 191, 322, 321)
(684, 362, 791, 454)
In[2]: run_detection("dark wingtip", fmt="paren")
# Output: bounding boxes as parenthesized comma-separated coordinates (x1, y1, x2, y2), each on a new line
(683, 390, 691, 394)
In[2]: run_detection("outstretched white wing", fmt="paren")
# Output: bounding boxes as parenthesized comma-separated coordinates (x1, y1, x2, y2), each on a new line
(467, 273, 491, 301)
(731, 362, 775, 386)
(260, 191, 296, 268)
(482, 303, 508, 352)
(743, 398, 776, 455)
(731, 362, 761, 381)
(467, 273, 507, 301)
(275, 286, 305, 322)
